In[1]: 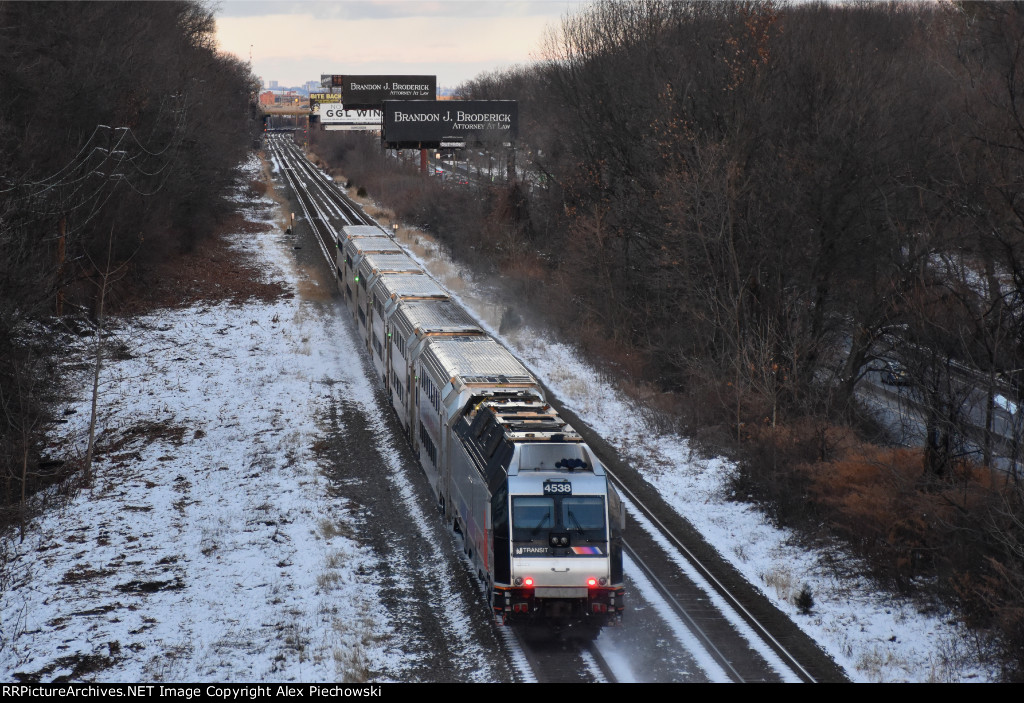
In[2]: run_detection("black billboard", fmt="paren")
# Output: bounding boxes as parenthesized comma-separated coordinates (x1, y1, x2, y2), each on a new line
(382, 100, 518, 148)
(341, 75, 436, 107)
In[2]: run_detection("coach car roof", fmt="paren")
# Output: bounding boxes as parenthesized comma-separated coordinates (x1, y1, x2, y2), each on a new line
(392, 299, 482, 339)
(344, 236, 404, 258)
(419, 336, 535, 386)
(371, 272, 448, 302)
(356, 252, 421, 277)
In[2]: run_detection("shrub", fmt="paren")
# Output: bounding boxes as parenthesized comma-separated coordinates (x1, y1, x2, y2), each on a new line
(795, 583, 814, 614)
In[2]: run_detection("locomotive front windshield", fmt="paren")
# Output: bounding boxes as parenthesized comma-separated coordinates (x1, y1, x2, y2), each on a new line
(512, 496, 607, 543)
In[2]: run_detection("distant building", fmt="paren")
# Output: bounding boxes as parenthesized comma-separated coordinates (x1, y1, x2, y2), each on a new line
(259, 90, 308, 108)
(269, 80, 279, 89)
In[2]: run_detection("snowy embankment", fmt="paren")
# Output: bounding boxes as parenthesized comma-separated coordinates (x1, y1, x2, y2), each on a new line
(0, 164, 405, 682)
(389, 221, 995, 684)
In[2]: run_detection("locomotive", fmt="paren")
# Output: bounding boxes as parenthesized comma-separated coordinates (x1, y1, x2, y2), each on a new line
(336, 224, 625, 631)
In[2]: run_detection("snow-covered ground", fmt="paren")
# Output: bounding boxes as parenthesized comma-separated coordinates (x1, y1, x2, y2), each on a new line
(509, 335, 990, 682)
(381, 203, 997, 683)
(0, 156, 997, 683)
(0, 165, 407, 682)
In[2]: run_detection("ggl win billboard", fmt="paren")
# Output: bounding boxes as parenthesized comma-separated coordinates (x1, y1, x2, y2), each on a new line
(383, 101, 518, 148)
(317, 103, 381, 126)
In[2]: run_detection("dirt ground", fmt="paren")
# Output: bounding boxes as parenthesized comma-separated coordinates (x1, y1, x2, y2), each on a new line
(114, 176, 290, 317)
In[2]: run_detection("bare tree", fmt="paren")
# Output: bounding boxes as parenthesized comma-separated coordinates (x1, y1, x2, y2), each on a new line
(0, 1, 261, 523)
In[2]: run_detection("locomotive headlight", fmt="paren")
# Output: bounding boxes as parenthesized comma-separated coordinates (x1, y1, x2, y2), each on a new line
(587, 577, 598, 588)
(523, 576, 534, 587)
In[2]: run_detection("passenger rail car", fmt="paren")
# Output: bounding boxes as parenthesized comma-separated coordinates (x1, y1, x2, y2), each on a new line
(384, 296, 482, 436)
(332, 225, 625, 632)
(349, 252, 422, 333)
(366, 272, 451, 394)
(333, 227, 401, 300)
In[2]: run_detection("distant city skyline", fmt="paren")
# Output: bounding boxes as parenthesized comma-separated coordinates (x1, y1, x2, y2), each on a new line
(262, 79, 321, 91)
(214, 1, 587, 90)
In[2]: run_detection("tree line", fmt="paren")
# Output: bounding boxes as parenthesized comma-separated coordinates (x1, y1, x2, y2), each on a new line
(0, 2, 261, 530)
(312, 0, 1024, 679)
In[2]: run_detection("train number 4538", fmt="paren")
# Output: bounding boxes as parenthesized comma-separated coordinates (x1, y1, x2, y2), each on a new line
(543, 480, 572, 495)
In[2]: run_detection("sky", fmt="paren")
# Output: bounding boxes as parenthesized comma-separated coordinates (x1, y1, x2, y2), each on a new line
(214, 0, 588, 90)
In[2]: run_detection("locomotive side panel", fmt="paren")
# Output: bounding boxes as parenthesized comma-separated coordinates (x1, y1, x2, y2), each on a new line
(448, 433, 493, 579)
(415, 335, 534, 508)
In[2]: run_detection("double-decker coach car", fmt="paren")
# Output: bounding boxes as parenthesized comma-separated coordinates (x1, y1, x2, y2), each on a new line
(336, 225, 404, 302)
(350, 251, 421, 333)
(366, 272, 451, 395)
(334, 225, 625, 633)
(385, 296, 482, 436)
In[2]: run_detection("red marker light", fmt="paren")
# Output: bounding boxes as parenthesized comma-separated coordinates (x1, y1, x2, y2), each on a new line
(523, 577, 534, 587)
(587, 577, 598, 588)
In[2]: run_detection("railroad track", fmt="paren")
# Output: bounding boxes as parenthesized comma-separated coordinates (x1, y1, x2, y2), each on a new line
(264, 134, 848, 683)
(266, 135, 369, 257)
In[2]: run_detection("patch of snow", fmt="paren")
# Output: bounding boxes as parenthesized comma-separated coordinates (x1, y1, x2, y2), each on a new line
(1, 163, 402, 682)
(401, 234, 996, 684)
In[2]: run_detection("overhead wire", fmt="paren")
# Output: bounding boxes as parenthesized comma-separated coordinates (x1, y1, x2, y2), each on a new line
(4, 110, 189, 222)
(0, 124, 112, 193)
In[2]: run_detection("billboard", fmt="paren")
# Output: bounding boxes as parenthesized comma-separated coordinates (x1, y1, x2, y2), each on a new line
(318, 104, 382, 128)
(382, 101, 518, 148)
(320, 75, 343, 93)
(309, 93, 343, 103)
(341, 75, 436, 106)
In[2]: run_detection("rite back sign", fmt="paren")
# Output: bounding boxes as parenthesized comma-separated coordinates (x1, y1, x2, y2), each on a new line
(383, 100, 518, 149)
(309, 93, 343, 104)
